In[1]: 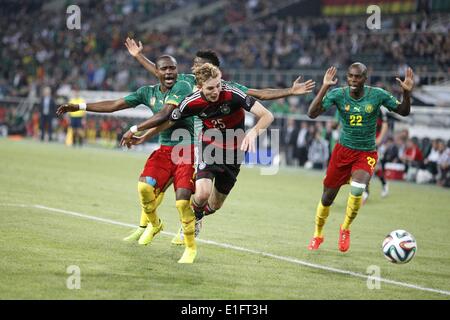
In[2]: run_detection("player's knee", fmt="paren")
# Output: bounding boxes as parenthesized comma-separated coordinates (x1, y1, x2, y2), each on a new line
(194, 190, 210, 206)
(321, 195, 334, 207)
(350, 181, 366, 196)
(175, 200, 191, 215)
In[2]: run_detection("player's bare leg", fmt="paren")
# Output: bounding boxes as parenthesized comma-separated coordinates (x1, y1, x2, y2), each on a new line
(207, 186, 227, 213)
(339, 170, 371, 252)
(308, 186, 340, 250)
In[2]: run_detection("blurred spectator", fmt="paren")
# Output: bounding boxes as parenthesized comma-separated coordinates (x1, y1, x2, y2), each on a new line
(436, 140, 450, 187)
(0, 106, 8, 136)
(269, 98, 290, 115)
(281, 118, 299, 166)
(67, 89, 86, 147)
(423, 139, 441, 177)
(307, 130, 329, 170)
(7, 108, 26, 136)
(295, 121, 310, 166)
(400, 137, 424, 181)
(39, 86, 56, 142)
(382, 136, 400, 164)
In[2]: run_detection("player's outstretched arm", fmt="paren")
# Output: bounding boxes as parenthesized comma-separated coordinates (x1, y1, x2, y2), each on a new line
(307, 66, 337, 119)
(247, 76, 315, 100)
(394, 67, 414, 116)
(120, 105, 175, 146)
(241, 102, 274, 153)
(125, 37, 158, 78)
(56, 98, 129, 116)
(123, 122, 171, 148)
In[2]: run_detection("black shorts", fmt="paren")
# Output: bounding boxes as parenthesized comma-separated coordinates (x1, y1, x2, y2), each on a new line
(196, 162, 241, 195)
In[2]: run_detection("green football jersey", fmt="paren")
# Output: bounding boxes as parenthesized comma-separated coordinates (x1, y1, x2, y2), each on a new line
(124, 80, 194, 146)
(176, 73, 250, 145)
(322, 86, 400, 151)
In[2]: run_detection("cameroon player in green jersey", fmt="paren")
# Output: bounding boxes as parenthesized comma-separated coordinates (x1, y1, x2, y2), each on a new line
(57, 55, 199, 263)
(306, 63, 414, 252)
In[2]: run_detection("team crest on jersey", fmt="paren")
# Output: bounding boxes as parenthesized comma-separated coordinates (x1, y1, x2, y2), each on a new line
(345, 104, 350, 112)
(220, 104, 231, 114)
(199, 112, 207, 118)
(171, 108, 181, 120)
(365, 104, 374, 113)
(150, 97, 156, 107)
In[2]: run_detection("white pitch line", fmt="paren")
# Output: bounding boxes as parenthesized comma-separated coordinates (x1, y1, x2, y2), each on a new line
(2, 203, 450, 297)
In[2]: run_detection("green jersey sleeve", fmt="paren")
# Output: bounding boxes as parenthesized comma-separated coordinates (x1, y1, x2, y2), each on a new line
(165, 80, 193, 106)
(123, 86, 153, 107)
(178, 74, 197, 88)
(378, 88, 401, 111)
(322, 88, 341, 111)
(223, 81, 249, 94)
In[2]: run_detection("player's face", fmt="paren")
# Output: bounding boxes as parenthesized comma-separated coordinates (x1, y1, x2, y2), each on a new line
(201, 75, 222, 102)
(346, 67, 366, 93)
(156, 58, 178, 89)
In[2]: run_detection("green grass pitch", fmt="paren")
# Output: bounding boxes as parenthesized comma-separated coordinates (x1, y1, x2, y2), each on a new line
(1, 138, 449, 299)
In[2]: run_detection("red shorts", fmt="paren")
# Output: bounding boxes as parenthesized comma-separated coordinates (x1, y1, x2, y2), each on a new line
(323, 143, 378, 189)
(140, 144, 195, 193)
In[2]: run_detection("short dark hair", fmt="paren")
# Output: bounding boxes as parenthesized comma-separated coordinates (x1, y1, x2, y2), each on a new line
(155, 55, 177, 67)
(196, 50, 220, 67)
(348, 62, 368, 77)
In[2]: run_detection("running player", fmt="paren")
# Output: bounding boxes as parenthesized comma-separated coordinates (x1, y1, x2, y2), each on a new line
(306, 63, 414, 252)
(120, 63, 274, 261)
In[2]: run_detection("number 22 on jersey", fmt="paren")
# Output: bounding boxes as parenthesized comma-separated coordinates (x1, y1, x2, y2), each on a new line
(349, 115, 362, 126)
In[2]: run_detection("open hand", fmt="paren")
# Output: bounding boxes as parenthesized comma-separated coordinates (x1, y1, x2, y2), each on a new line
(240, 129, 258, 153)
(120, 130, 134, 147)
(396, 67, 414, 92)
(290, 76, 316, 95)
(56, 103, 79, 116)
(323, 67, 338, 86)
(125, 37, 143, 57)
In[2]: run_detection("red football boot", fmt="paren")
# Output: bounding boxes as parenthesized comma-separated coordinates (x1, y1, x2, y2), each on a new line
(308, 237, 324, 250)
(338, 225, 351, 252)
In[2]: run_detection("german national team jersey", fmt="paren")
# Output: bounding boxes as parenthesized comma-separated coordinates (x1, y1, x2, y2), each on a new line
(177, 74, 250, 145)
(170, 84, 256, 151)
(124, 80, 194, 146)
(322, 86, 400, 151)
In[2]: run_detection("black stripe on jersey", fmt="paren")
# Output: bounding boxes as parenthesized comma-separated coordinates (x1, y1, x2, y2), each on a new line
(180, 91, 201, 112)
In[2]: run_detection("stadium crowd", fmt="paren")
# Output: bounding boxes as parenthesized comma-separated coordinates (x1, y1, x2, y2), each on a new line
(0, 0, 448, 96)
